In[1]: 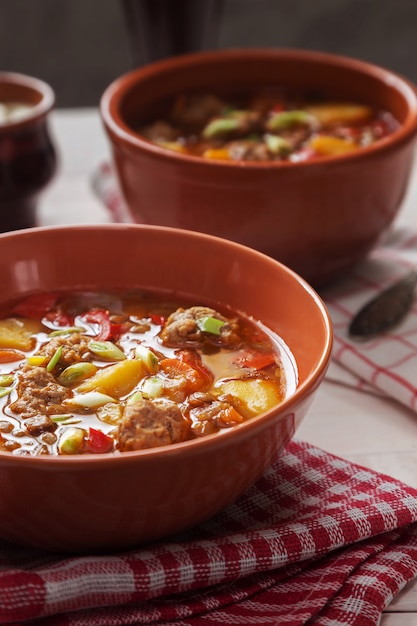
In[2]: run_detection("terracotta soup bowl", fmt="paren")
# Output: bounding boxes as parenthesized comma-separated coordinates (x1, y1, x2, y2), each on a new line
(101, 48, 417, 286)
(0, 224, 332, 552)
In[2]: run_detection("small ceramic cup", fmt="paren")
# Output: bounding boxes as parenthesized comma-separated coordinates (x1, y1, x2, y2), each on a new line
(0, 72, 57, 232)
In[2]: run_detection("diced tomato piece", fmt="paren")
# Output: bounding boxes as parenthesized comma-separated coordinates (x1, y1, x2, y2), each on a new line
(87, 428, 114, 454)
(12, 292, 58, 320)
(232, 349, 276, 370)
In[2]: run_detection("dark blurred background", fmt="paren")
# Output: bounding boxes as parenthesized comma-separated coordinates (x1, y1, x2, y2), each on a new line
(1, 0, 416, 108)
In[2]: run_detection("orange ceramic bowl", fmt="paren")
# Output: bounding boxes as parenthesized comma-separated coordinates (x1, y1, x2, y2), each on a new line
(0, 224, 331, 553)
(101, 48, 417, 287)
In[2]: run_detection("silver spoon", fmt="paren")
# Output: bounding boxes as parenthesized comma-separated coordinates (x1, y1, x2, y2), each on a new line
(349, 269, 417, 340)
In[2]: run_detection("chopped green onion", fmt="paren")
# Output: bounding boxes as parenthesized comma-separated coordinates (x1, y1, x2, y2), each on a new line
(49, 326, 85, 337)
(126, 390, 144, 405)
(202, 117, 241, 139)
(135, 345, 159, 373)
(46, 346, 63, 373)
(66, 391, 117, 409)
(140, 376, 163, 398)
(0, 386, 12, 398)
(266, 110, 314, 131)
(88, 340, 126, 361)
(51, 415, 82, 425)
(0, 374, 14, 387)
(247, 133, 261, 142)
(58, 427, 86, 454)
(50, 414, 75, 422)
(264, 134, 292, 155)
(196, 316, 225, 335)
(58, 362, 97, 386)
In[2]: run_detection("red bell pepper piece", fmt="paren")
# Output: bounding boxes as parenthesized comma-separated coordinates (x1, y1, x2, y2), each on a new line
(232, 349, 276, 370)
(271, 102, 285, 113)
(45, 310, 75, 327)
(81, 309, 122, 341)
(150, 313, 166, 326)
(12, 292, 58, 319)
(87, 428, 114, 454)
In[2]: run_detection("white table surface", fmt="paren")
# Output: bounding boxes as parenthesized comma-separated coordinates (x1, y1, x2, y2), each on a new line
(38, 107, 417, 625)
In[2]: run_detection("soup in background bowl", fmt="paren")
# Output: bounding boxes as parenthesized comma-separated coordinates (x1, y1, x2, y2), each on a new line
(0, 224, 332, 552)
(138, 89, 399, 162)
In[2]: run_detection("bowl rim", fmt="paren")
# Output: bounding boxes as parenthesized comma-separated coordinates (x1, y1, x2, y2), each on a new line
(0, 222, 333, 468)
(0, 71, 55, 128)
(100, 47, 417, 170)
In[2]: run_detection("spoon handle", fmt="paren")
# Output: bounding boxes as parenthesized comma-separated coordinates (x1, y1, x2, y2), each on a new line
(349, 269, 417, 340)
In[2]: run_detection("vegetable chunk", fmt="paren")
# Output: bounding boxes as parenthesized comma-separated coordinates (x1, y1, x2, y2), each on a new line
(0, 318, 41, 351)
(217, 378, 284, 417)
(309, 135, 359, 156)
(305, 103, 372, 126)
(76, 359, 145, 398)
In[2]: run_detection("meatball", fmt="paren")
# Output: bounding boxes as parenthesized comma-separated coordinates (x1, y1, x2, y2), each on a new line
(10, 366, 71, 419)
(280, 126, 312, 151)
(118, 397, 189, 451)
(25, 414, 57, 437)
(140, 120, 180, 143)
(37, 334, 92, 369)
(171, 94, 225, 129)
(227, 140, 273, 162)
(159, 306, 241, 348)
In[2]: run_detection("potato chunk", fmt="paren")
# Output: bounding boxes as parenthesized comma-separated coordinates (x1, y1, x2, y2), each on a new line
(309, 135, 359, 156)
(0, 318, 42, 351)
(217, 378, 283, 418)
(76, 359, 145, 398)
(305, 103, 372, 126)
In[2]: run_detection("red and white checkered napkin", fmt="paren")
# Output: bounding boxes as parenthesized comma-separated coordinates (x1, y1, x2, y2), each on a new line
(2, 440, 417, 626)
(322, 225, 417, 410)
(91, 162, 133, 224)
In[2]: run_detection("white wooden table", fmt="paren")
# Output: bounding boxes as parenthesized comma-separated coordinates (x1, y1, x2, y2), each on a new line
(38, 108, 417, 625)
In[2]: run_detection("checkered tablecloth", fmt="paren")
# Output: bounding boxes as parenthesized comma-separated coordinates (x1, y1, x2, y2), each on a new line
(2, 439, 417, 625)
(322, 226, 417, 410)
